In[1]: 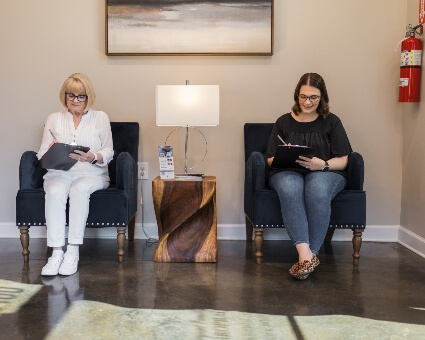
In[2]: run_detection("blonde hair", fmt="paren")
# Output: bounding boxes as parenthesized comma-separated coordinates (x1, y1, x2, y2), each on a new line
(59, 73, 96, 111)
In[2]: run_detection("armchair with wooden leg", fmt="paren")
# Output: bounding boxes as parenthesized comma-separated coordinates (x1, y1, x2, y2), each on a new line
(16, 122, 139, 263)
(244, 123, 366, 265)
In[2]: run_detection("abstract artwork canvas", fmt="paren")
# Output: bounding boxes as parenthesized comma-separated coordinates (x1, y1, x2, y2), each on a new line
(106, 0, 273, 56)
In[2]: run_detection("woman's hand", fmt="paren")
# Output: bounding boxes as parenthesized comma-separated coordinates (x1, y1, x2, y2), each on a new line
(70, 150, 103, 164)
(296, 156, 325, 171)
(267, 157, 274, 167)
(70, 150, 93, 163)
(296, 155, 348, 171)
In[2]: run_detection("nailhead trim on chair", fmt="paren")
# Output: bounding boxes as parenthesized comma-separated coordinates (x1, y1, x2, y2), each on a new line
(328, 225, 366, 229)
(253, 224, 365, 229)
(86, 223, 126, 226)
(256, 224, 285, 228)
(17, 222, 127, 226)
(246, 216, 365, 229)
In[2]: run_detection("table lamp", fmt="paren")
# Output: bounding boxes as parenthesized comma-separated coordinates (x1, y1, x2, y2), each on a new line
(156, 81, 220, 176)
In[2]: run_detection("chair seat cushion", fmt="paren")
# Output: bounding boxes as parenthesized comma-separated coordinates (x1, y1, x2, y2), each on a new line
(16, 187, 130, 228)
(250, 189, 366, 229)
(87, 188, 129, 227)
(16, 190, 46, 226)
(329, 190, 366, 228)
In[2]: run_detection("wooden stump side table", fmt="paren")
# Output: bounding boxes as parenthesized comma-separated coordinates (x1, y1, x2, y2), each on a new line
(152, 176, 217, 262)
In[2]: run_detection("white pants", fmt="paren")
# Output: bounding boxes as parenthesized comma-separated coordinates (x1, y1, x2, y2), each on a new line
(44, 173, 109, 247)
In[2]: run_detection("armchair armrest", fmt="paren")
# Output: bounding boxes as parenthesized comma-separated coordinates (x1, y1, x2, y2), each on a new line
(19, 151, 46, 190)
(244, 151, 267, 218)
(346, 152, 364, 190)
(115, 152, 138, 218)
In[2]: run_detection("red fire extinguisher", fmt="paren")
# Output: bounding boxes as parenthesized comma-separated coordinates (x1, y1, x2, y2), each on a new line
(399, 24, 423, 102)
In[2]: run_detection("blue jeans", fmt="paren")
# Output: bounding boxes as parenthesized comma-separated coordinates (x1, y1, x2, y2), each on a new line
(269, 171, 347, 254)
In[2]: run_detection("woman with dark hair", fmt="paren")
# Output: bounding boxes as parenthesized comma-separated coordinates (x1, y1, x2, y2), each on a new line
(265, 73, 352, 280)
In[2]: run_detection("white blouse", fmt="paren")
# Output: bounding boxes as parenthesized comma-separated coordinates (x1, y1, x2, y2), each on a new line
(37, 109, 114, 180)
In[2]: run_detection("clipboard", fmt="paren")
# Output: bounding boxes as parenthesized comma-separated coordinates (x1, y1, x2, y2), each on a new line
(40, 143, 90, 170)
(271, 145, 316, 169)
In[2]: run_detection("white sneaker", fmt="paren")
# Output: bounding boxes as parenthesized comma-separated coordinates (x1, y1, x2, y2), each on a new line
(58, 252, 79, 276)
(41, 255, 64, 276)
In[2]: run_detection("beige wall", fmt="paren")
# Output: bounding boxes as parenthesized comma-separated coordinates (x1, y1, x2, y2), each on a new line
(401, 1, 425, 239)
(0, 1, 408, 234)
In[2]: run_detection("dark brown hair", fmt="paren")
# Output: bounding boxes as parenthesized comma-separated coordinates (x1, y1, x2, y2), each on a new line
(291, 73, 330, 118)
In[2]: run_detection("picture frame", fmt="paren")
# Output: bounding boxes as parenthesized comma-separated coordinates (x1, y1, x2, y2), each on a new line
(105, 0, 273, 56)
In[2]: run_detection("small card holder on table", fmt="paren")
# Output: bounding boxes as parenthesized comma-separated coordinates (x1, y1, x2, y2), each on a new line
(158, 146, 175, 179)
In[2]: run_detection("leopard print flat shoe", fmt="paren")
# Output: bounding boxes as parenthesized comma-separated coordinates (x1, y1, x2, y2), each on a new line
(311, 255, 320, 269)
(289, 260, 315, 280)
(289, 256, 320, 280)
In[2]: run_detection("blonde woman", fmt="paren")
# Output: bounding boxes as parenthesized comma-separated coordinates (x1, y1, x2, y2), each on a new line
(37, 73, 114, 276)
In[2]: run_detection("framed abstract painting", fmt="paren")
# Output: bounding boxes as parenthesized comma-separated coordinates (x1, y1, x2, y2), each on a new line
(105, 0, 273, 56)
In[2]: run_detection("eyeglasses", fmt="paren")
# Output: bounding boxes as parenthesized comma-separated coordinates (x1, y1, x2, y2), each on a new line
(298, 94, 321, 103)
(66, 93, 88, 102)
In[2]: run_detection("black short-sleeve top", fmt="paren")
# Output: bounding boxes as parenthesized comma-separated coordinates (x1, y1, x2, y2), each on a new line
(265, 112, 352, 179)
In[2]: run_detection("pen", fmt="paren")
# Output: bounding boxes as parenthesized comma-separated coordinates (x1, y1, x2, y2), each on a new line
(277, 135, 287, 145)
(49, 129, 57, 141)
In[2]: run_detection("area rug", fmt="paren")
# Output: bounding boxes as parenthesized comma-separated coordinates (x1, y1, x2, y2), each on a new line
(46, 300, 425, 339)
(1, 279, 424, 339)
(0, 279, 42, 314)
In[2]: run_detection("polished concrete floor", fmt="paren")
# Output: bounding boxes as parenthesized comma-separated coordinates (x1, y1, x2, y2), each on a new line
(1, 237, 425, 339)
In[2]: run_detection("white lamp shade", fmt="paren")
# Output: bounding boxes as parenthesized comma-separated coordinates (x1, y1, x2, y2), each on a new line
(156, 85, 220, 126)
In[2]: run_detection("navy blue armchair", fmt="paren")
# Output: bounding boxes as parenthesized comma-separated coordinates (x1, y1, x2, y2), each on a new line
(16, 122, 139, 263)
(244, 123, 366, 265)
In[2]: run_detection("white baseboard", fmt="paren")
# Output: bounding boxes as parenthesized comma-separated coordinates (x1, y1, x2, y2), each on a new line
(220, 224, 400, 242)
(398, 226, 425, 259)
(0, 223, 161, 240)
(1, 223, 423, 258)
(0, 223, 400, 241)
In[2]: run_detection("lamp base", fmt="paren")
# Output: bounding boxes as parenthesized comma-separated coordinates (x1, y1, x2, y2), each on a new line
(165, 126, 208, 175)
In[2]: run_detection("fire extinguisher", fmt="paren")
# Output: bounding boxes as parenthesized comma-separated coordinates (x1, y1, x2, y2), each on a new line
(399, 24, 423, 102)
